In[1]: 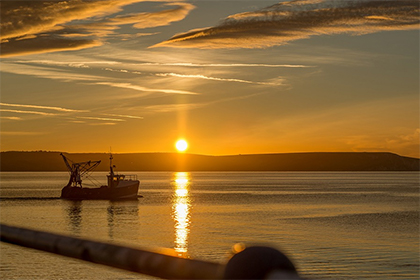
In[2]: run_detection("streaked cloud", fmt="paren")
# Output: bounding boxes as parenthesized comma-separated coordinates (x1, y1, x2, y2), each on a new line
(156, 72, 284, 86)
(88, 122, 118, 126)
(142, 103, 205, 113)
(0, 102, 88, 113)
(0, 1, 195, 57)
(1, 131, 46, 136)
(68, 120, 87, 124)
(1, 62, 104, 82)
(104, 113, 144, 120)
(108, 2, 195, 29)
(16, 58, 311, 69)
(0, 0, 128, 56)
(78, 116, 125, 122)
(0, 37, 102, 58)
(0, 0, 132, 40)
(111, 32, 159, 41)
(154, 0, 420, 49)
(13, 58, 311, 74)
(142, 91, 265, 114)
(14, 59, 121, 68)
(133, 62, 310, 68)
(104, 68, 132, 73)
(0, 102, 143, 126)
(95, 82, 201, 95)
(0, 109, 57, 116)
(0, 116, 22, 121)
(2, 61, 200, 97)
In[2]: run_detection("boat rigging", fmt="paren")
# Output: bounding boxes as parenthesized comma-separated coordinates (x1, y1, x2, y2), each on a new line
(61, 153, 101, 187)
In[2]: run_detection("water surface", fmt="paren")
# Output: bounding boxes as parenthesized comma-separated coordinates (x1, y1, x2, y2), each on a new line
(1, 172, 419, 279)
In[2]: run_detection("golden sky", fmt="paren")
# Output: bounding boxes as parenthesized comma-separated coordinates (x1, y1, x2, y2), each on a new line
(0, 0, 419, 157)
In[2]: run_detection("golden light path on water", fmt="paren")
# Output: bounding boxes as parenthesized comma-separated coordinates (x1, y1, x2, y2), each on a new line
(172, 172, 191, 257)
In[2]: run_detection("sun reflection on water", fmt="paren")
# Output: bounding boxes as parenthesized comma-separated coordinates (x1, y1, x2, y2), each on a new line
(172, 172, 191, 257)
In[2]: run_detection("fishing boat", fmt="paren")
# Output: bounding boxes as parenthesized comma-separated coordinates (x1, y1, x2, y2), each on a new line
(60, 153, 140, 200)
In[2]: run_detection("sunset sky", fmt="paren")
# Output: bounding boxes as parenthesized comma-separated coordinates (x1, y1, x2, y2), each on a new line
(1, 0, 419, 157)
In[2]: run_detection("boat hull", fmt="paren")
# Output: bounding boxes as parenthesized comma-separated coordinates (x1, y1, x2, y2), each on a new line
(61, 182, 139, 200)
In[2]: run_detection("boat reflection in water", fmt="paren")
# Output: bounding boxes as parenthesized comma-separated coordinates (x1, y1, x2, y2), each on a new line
(66, 201, 82, 234)
(172, 172, 192, 257)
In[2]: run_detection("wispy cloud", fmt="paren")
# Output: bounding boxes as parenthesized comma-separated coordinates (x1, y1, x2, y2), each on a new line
(0, 1, 195, 57)
(110, 32, 159, 41)
(16, 59, 311, 69)
(156, 73, 284, 86)
(104, 68, 132, 73)
(0, 116, 22, 121)
(0, 0, 127, 56)
(1, 131, 46, 136)
(14, 59, 121, 68)
(78, 116, 125, 122)
(0, 37, 102, 58)
(154, 0, 420, 49)
(142, 91, 266, 114)
(108, 2, 195, 29)
(1, 62, 104, 82)
(0, 109, 57, 116)
(68, 120, 87, 124)
(0, 102, 87, 113)
(95, 82, 200, 95)
(0, 102, 144, 126)
(133, 62, 310, 68)
(0, 0, 133, 41)
(68, 118, 119, 126)
(88, 122, 118, 126)
(142, 103, 205, 113)
(104, 113, 144, 119)
(1, 61, 200, 97)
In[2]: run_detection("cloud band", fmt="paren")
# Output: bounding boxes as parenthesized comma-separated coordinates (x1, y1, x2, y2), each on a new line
(153, 0, 420, 49)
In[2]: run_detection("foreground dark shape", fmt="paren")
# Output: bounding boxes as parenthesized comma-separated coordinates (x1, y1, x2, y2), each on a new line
(0, 224, 305, 279)
(60, 153, 140, 200)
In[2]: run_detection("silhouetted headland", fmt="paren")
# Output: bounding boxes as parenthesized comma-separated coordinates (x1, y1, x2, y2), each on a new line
(1, 151, 418, 171)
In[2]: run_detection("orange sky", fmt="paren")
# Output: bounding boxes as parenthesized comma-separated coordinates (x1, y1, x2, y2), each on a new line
(1, 0, 419, 158)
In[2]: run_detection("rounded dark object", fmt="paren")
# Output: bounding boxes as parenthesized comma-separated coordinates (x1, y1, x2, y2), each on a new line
(223, 246, 297, 279)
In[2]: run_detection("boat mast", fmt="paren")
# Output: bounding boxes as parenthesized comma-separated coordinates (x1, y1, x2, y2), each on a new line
(108, 152, 118, 188)
(109, 153, 115, 177)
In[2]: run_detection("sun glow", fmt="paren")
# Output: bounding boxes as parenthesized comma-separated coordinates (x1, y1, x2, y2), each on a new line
(175, 139, 188, 152)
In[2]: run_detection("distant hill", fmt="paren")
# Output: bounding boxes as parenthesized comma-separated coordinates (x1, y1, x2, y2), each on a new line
(0, 151, 418, 171)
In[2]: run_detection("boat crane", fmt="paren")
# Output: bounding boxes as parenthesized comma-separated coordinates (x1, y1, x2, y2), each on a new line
(60, 153, 101, 188)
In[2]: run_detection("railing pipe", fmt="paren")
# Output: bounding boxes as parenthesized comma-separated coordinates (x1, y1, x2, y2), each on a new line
(1, 223, 307, 280)
(0, 224, 224, 279)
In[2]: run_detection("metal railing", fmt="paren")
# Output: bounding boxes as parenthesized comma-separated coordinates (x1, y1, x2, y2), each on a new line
(0, 223, 307, 279)
(124, 174, 138, 181)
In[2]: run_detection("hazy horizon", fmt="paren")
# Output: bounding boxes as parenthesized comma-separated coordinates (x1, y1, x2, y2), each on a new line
(1, 0, 419, 158)
(1, 150, 419, 159)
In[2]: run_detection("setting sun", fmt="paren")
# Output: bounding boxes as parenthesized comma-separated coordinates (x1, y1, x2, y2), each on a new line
(175, 140, 188, 152)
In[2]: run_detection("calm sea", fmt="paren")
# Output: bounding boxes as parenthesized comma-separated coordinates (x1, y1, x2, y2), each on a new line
(0, 172, 419, 279)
